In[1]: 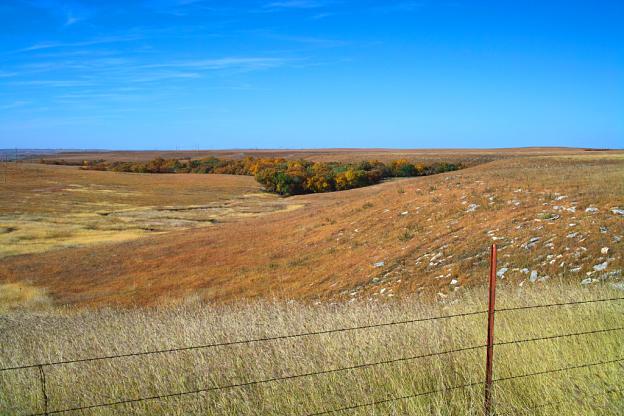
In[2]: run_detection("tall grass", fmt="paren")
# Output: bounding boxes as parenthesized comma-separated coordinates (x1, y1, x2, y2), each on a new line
(1, 283, 623, 415)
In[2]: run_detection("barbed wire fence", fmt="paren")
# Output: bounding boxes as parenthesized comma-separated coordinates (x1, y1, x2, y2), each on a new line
(1, 244, 623, 415)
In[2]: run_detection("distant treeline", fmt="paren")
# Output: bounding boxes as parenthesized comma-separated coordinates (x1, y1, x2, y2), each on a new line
(41, 157, 462, 196)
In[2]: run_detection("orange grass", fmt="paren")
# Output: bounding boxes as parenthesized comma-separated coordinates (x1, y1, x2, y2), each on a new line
(0, 150, 622, 308)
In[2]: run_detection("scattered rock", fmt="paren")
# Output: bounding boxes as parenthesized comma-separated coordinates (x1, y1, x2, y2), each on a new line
(597, 270, 622, 281)
(570, 267, 582, 273)
(566, 232, 578, 238)
(593, 262, 608, 272)
(585, 207, 599, 213)
(523, 237, 540, 249)
(580, 277, 593, 285)
(373, 261, 385, 268)
(611, 208, 624, 216)
(610, 282, 624, 291)
(601, 247, 610, 255)
(400, 211, 408, 216)
(554, 195, 568, 201)
(520, 268, 529, 274)
(600, 226, 608, 233)
(529, 270, 539, 282)
(450, 279, 458, 285)
(466, 204, 479, 212)
(497, 267, 508, 278)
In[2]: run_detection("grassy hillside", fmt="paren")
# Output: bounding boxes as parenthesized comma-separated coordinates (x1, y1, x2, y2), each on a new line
(1, 284, 622, 415)
(36, 147, 602, 163)
(1, 152, 622, 307)
(0, 164, 298, 258)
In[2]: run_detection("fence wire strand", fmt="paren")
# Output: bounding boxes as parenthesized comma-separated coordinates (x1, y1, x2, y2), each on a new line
(495, 326, 624, 346)
(495, 296, 624, 313)
(26, 344, 487, 415)
(4, 296, 623, 373)
(23, 328, 624, 416)
(517, 385, 624, 413)
(303, 357, 624, 415)
(4, 296, 623, 415)
(0, 309, 486, 373)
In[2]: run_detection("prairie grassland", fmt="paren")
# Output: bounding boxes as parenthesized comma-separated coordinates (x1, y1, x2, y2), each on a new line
(1, 283, 623, 415)
(1, 152, 622, 307)
(0, 164, 298, 257)
(38, 146, 600, 164)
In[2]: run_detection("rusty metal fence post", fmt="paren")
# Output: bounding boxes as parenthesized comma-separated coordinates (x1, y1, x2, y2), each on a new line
(484, 244, 497, 415)
(38, 364, 48, 416)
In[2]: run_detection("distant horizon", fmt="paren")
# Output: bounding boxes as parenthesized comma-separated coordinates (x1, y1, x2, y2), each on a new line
(3, 145, 621, 152)
(1, 1, 622, 149)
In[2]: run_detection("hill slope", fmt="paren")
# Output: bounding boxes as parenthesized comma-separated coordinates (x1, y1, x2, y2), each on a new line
(1, 153, 623, 307)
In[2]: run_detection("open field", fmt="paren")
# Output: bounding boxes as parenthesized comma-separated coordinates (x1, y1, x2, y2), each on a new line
(0, 164, 300, 258)
(33, 146, 615, 164)
(1, 284, 623, 415)
(1, 148, 623, 415)
(0, 149, 622, 307)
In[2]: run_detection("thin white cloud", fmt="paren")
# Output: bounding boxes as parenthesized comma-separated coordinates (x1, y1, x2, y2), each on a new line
(26, 0, 95, 27)
(373, 1, 426, 13)
(0, 101, 30, 110)
(131, 71, 201, 83)
(264, 1, 324, 9)
(19, 35, 143, 52)
(0, 71, 19, 78)
(11, 80, 93, 87)
(64, 12, 81, 26)
(263, 34, 347, 47)
(310, 12, 333, 19)
(142, 57, 289, 71)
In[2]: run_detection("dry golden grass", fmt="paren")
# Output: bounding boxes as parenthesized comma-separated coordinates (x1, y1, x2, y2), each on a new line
(0, 283, 622, 415)
(1, 149, 622, 414)
(37, 147, 613, 164)
(1, 150, 621, 307)
(0, 164, 298, 257)
(0, 282, 51, 312)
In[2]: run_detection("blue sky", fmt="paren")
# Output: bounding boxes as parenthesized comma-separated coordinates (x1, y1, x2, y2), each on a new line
(0, 1, 622, 149)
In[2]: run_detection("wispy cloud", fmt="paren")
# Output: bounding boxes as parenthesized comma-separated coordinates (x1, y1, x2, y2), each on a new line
(264, 1, 325, 10)
(373, 1, 426, 13)
(131, 71, 201, 83)
(142, 57, 290, 71)
(0, 100, 30, 110)
(11, 79, 94, 87)
(310, 12, 334, 19)
(26, 0, 95, 27)
(64, 11, 82, 26)
(262, 34, 347, 48)
(19, 35, 143, 52)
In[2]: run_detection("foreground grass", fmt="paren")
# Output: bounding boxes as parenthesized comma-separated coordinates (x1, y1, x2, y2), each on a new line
(1, 283, 623, 415)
